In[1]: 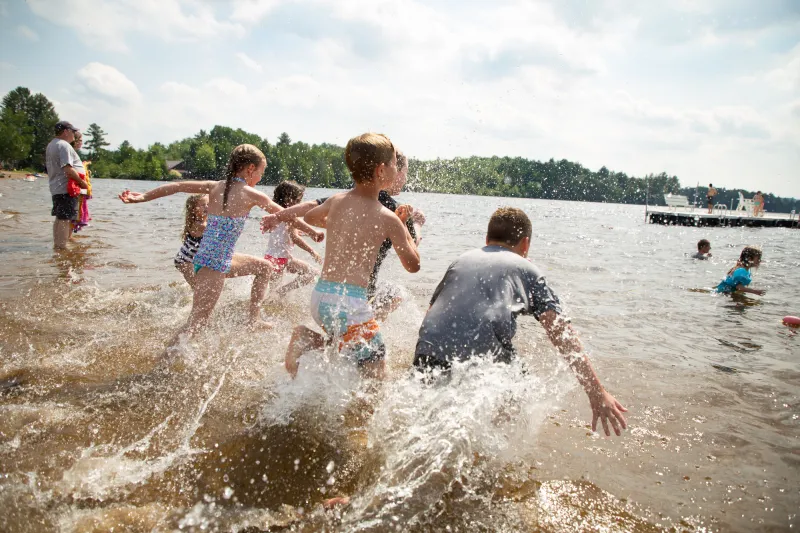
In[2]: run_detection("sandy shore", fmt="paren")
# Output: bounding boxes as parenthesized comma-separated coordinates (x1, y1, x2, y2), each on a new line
(0, 170, 39, 179)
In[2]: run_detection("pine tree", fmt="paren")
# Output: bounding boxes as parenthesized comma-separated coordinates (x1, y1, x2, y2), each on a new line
(85, 123, 110, 159)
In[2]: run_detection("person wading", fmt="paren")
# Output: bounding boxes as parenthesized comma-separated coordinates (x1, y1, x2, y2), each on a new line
(45, 121, 87, 250)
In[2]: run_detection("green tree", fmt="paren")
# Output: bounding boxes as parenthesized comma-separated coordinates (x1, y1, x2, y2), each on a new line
(277, 132, 291, 147)
(1, 87, 59, 169)
(0, 108, 33, 167)
(85, 123, 110, 159)
(193, 143, 216, 178)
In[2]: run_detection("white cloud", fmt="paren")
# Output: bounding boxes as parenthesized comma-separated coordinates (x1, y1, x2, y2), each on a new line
(27, 0, 241, 52)
(14, 0, 799, 197)
(765, 44, 800, 91)
(75, 62, 141, 105)
(230, 0, 282, 23)
(17, 25, 39, 41)
(236, 52, 263, 73)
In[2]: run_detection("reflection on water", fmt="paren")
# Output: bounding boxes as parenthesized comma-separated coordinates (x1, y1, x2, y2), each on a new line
(1, 178, 798, 532)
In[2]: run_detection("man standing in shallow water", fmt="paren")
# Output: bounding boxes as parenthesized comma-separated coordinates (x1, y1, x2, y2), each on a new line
(45, 121, 87, 250)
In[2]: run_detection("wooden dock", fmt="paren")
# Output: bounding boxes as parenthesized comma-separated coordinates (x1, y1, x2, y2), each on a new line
(646, 206, 799, 228)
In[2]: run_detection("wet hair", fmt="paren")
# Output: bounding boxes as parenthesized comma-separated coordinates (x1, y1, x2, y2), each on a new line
(182, 194, 207, 241)
(709, 183, 713, 187)
(396, 151, 408, 173)
(222, 144, 265, 210)
(487, 207, 532, 246)
(273, 180, 305, 208)
(739, 246, 762, 268)
(344, 133, 395, 184)
(697, 239, 710, 251)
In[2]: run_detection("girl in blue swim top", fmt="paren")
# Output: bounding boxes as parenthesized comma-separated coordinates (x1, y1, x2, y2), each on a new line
(120, 144, 315, 347)
(716, 246, 765, 295)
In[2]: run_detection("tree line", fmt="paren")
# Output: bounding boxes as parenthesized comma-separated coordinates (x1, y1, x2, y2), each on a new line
(1, 86, 797, 212)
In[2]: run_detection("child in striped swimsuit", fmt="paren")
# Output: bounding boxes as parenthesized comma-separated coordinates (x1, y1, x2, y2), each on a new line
(174, 194, 208, 286)
(120, 144, 285, 346)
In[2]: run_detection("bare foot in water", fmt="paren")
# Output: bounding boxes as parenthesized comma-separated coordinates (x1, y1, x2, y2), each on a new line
(248, 317, 274, 331)
(323, 496, 350, 510)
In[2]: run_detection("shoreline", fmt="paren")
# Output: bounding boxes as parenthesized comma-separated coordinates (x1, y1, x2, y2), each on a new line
(0, 170, 40, 180)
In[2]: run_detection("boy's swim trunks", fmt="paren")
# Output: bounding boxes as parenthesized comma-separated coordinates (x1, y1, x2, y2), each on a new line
(311, 279, 386, 365)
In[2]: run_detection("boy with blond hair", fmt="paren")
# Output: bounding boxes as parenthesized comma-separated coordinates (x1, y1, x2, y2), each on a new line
(414, 207, 628, 436)
(284, 133, 420, 378)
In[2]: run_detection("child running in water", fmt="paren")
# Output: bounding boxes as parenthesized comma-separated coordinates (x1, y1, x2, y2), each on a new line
(264, 181, 325, 296)
(174, 194, 284, 310)
(260, 151, 424, 320)
(120, 144, 284, 343)
(283, 133, 420, 379)
(716, 246, 765, 295)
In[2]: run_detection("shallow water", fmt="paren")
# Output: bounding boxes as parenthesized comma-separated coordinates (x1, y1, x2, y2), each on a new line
(0, 178, 798, 532)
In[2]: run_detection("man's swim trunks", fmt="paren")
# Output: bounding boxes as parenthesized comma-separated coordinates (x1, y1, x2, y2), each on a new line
(311, 279, 386, 365)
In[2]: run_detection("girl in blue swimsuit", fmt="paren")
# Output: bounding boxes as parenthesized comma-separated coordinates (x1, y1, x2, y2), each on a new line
(716, 246, 765, 296)
(120, 144, 297, 347)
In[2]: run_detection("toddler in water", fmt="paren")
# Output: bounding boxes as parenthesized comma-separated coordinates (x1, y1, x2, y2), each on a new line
(120, 144, 285, 346)
(716, 246, 764, 295)
(264, 181, 324, 296)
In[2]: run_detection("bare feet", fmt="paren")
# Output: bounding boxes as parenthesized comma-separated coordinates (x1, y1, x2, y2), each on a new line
(248, 317, 274, 331)
(323, 496, 350, 510)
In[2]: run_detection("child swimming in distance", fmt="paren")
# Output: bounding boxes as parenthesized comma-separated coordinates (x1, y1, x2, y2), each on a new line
(716, 246, 764, 295)
(120, 144, 284, 346)
(264, 181, 325, 297)
(691, 239, 712, 260)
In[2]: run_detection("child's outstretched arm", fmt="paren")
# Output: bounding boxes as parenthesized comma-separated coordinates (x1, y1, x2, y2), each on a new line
(303, 199, 334, 229)
(245, 188, 284, 214)
(385, 212, 420, 273)
(736, 285, 765, 295)
(538, 310, 628, 436)
(119, 181, 216, 203)
(290, 229, 322, 263)
(261, 199, 323, 232)
(288, 218, 325, 243)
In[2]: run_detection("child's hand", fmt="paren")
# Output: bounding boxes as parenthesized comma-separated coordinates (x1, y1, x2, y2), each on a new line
(396, 204, 413, 223)
(411, 208, 426, 226)
(261, 214, 278, 233)
(588, 389, 628, 436)
(312, 230, 325, 243)
(119, 190, 145, 203)
(752, 289, 766, 296)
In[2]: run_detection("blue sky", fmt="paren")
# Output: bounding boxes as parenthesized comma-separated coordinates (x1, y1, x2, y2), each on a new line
(1, 0, 798, 197)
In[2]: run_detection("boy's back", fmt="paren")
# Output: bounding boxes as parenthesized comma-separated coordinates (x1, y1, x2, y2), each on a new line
(415, 245, 561, 366)
(318, 190, 406, 288)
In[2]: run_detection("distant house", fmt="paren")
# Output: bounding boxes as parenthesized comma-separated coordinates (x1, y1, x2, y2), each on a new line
(166, 160, 187, 177)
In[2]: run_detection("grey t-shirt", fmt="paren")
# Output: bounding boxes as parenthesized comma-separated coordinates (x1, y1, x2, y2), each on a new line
(415, 245, 562, 365)
(690, 252, 708, 260)
(46, 138, 81, 195)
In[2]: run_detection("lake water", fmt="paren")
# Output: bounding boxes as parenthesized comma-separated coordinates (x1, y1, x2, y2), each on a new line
(1, 178, 798, 532)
